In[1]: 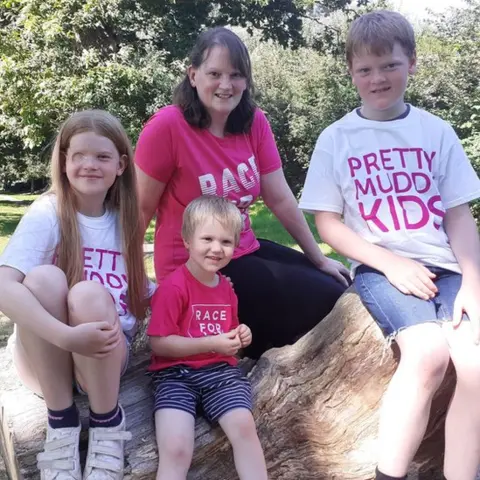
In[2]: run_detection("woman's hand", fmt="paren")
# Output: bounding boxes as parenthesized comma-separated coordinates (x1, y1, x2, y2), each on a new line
(313, 257, 351, 287)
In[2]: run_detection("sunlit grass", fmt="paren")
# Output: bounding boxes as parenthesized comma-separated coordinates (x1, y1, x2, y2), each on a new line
(0, 196, 347, 280)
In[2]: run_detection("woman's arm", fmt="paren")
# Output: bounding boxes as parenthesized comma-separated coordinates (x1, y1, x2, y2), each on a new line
(135, 166, 167, 234)
(260, 169, 349, 284)
(261, 169, 328, 264)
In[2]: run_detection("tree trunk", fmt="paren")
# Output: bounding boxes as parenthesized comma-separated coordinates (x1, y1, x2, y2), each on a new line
(0, 290, 459, 479)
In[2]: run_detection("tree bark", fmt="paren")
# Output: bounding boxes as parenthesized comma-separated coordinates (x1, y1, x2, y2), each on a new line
(0, 290, 459, 479)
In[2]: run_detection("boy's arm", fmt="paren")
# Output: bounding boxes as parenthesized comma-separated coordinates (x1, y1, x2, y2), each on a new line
(443, 204, 480, 341)
(444, 204, 480, 279)
(149, 335, 216, 357)
(149, 332, 240, 357)
(316, 212, 437, 299)
(315, 211, 394, 271)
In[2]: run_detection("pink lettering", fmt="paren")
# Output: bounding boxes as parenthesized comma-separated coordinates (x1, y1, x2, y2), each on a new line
(398, 196, 429, 229)
(96, 248, 109, 269)
(376, 174, 393, 194)
(424, 150, 436, 172)
(427, 195, 445, 230)
(358, 198, 389, 232)
(392, 148, 409, 168)
(364, 153, 380, 175)
(379, 149, 394, 170)
(392, 172, 412, 193)
(411, 172, 431, 194)
(83, 247, 94, 268)
(348, 157, 362, 178)
(355, 178, 377, 200)
(107, 273, 123, 289)
(89, 271, 104, 284)
(386, 195, 401, 231)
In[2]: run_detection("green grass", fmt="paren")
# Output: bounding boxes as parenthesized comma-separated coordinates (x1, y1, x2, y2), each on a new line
(0, 195, 347, 269)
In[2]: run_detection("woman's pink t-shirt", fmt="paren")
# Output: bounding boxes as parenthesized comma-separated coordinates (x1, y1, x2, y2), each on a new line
(135, 106, 282, 282)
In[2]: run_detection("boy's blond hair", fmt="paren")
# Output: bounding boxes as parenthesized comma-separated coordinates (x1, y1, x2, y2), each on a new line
(182, 195, 243, 246)
(346, 10, 416, 67)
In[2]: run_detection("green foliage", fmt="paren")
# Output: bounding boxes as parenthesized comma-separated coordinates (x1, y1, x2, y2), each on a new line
(0, 0, 368, 189)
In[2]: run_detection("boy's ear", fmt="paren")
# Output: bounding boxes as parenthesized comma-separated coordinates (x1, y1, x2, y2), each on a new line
(183, 238, 190, 250)
(408, 52, 417, 75)
(348, 67, 356, 85)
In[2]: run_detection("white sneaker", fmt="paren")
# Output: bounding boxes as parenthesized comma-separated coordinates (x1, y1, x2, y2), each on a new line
(83, 406, 132, 479)
(37, 424, 82, 480)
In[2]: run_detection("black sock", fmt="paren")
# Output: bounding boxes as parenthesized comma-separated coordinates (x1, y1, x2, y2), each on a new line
(375, 468, 407, 480)
(89, 404, 122, 429)
(47, 403, 80, 429)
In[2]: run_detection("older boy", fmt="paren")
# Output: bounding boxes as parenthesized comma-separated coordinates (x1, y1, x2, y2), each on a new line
(300, 10, 480, 480)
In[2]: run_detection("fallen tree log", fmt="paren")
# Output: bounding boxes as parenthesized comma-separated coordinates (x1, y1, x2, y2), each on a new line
(0, 289, 460, 479)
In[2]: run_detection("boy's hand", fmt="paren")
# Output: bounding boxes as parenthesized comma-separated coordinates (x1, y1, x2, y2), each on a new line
(452, 280, 480, 344)
(236, 324, 252, 348)
(211, 330, 241, 356)
(382, 255, 437, 300)
(65, 321, 122, 358)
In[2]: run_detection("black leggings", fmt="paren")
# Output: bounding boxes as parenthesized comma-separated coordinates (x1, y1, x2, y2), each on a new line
(221, 239, 347, 359)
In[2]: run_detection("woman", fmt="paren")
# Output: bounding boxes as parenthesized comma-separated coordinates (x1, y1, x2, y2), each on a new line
(135, 27, 349, 358)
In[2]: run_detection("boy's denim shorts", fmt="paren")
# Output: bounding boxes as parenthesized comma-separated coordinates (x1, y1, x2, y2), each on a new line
(354, 265, 467, 340)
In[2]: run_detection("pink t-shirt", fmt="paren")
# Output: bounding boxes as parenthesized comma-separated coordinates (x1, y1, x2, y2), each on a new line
(147, 264, 239, 371)
(135, 106, 282, 282)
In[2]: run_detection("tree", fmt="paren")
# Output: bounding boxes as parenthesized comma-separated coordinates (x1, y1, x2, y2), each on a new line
(0, 0, 367, 189)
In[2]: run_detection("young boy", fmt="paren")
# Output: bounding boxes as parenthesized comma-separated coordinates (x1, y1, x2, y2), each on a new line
(147, 195, 268, 480)
(299, 10, 480, 480)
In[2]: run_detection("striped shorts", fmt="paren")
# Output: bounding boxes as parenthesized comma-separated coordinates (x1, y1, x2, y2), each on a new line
(150, 362, 253, 423)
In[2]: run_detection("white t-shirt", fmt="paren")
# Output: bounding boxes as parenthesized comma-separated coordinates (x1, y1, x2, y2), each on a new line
(299, 106, 480, 274)
(0, 194, 153, 337)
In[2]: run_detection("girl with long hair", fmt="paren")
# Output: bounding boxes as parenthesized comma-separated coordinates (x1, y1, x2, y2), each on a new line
(0, 110, 152, 480)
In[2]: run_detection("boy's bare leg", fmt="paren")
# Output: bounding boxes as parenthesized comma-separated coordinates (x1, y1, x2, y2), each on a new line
(219, 408, 268, 480)
(155, 409, 195, 480)
(377, 323, 450, 477)
(444, 322, 480, 480)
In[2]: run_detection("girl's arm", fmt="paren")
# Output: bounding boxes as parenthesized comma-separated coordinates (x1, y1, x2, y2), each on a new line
(260, 170, 349, 284)
(0, 266, 70, 348)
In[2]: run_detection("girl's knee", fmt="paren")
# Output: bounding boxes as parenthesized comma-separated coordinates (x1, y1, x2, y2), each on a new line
(68, 281, 115, 325)
(24, 265, 68, 297)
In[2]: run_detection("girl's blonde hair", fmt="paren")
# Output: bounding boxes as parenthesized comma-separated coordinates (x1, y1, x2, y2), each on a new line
(49, 110, 147, 320)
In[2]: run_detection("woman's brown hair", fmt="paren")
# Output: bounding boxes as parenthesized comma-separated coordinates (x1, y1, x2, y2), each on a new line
(173, 27, 256, 134)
